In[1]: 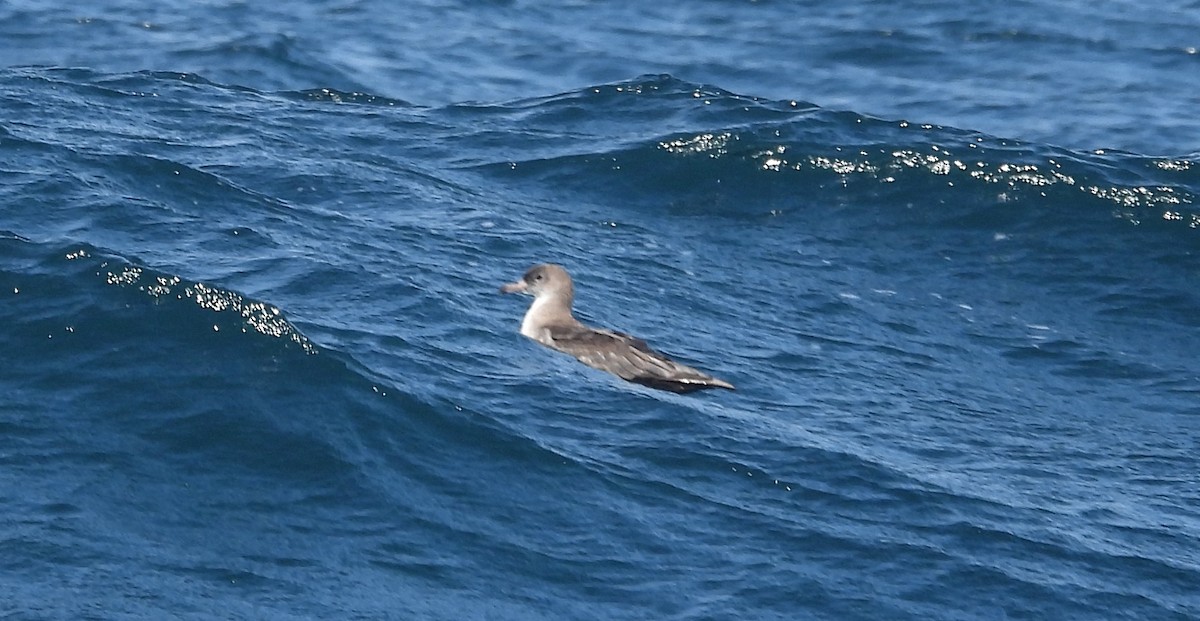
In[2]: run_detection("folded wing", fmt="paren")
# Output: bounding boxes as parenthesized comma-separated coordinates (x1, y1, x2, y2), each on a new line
(543, 325, 735, 393)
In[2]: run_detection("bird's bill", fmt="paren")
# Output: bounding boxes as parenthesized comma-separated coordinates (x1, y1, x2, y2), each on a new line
(499, 280, 528, 294)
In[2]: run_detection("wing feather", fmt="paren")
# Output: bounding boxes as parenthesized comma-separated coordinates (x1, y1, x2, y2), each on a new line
(543, 325, 734, 392)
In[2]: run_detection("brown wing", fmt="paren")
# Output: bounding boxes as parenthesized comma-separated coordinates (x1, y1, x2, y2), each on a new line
(543, 325, 735, 393)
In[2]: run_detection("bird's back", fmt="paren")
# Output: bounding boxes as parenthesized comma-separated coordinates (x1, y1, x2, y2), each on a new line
(542, 324, 735, 393)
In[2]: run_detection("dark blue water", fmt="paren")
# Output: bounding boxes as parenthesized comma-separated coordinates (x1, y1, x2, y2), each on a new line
(3, 2, 1199, 619)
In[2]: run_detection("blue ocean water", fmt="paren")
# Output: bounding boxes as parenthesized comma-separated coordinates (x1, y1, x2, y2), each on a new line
(2, 1, 1199, 619)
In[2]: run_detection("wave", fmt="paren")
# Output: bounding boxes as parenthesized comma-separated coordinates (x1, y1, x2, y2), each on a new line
(0, 233, 653, 482)
(7, 67, 1195, 236)
(0, 234, 320, 364)
(429, 75, 1199, 234)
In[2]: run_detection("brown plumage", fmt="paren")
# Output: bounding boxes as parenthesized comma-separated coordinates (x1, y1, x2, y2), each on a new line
(499, 264, 735, 394)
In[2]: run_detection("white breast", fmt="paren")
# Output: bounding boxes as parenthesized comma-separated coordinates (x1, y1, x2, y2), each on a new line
(520, 294, 553, 341)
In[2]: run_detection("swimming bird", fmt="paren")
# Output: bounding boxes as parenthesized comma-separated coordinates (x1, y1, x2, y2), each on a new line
(499, 263, 735, 393)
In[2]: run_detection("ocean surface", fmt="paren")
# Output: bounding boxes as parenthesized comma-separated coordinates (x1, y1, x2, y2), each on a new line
(2, 1, 1199, 619)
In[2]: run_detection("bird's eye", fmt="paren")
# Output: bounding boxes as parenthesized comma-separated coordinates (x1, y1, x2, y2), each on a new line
(534, 274, 544, 281)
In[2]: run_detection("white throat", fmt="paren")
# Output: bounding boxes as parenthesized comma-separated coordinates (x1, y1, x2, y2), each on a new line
(520, 293, 555, 340)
